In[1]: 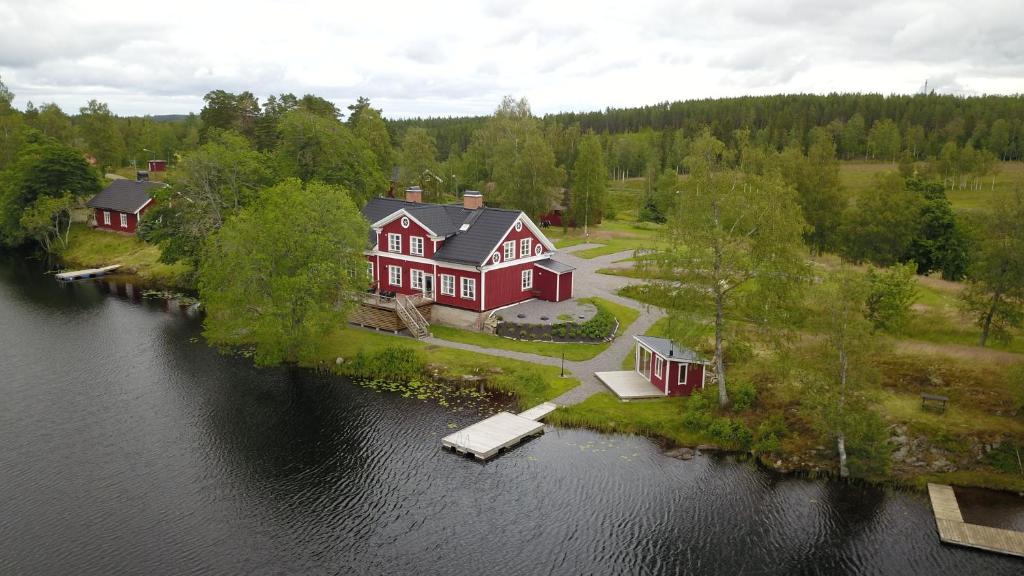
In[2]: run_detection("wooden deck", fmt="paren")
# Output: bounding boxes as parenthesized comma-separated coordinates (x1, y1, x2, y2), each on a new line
(55, 264, 121, 282)
(595, 371, 663, 401)
(350, 294, 432, 333)
(441, 402, 559, 460)
(928, 483, 1024, 557)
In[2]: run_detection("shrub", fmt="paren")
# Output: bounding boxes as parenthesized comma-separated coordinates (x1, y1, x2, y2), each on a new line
(728, 380, 757, 411)
(343, 345, 425, 383)
(752, 415, 788, 454)
(707, 418, 753, 449)
(982, 442, 1024, 474)
(681, 390, 714, 429)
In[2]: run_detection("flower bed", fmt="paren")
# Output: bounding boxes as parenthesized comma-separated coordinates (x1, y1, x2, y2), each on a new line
(495, 301, 619, 343)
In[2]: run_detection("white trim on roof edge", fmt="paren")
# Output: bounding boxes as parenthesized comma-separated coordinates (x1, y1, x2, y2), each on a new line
(370, 209, 444, 239)
(477, 212, 557, 267)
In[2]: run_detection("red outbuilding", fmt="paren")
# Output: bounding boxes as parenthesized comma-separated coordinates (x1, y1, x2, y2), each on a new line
(633, 335, 708, 396)
(361, 189, 574, 313)
(147, 159, 167, 172)
(87, 179, 161, 234)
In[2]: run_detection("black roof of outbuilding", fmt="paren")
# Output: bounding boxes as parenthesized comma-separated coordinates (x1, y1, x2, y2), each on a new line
(361, 197, 528, 266)
(86, 180, 161, 213)
(634, 336, 707, 363)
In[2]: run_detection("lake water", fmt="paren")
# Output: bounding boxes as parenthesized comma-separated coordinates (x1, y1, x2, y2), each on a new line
(1, 255, 1021, 575)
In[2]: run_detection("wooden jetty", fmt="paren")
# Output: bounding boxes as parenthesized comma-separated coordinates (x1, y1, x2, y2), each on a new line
(442, 402, 558, 460)
(928, 483, 1024, 557)
(55, 264, 121, 282)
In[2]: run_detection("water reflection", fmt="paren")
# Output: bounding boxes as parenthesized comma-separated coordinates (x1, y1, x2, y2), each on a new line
(1, 254, 1022, 576)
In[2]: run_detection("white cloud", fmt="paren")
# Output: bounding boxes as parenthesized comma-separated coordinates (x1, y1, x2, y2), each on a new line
(0, 0, 1020, 118)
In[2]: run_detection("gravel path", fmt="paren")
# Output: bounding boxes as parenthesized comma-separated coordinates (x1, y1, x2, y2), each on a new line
(422, 248, 664, 406)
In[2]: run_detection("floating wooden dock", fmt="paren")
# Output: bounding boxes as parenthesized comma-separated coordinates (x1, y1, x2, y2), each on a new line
(442, 402, 558, 460)
(928, 483, 1024, 558)
(55, 264, 121, 282)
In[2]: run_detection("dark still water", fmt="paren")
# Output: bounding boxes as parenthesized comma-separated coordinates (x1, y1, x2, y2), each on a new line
(0, 256, 1020, 576)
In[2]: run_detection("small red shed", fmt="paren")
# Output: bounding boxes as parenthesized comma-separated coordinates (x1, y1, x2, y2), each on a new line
(87, 179, 162, 234)
(147, 160, 167, 172)
(633, 335, 708, 396)
(533, 258, 574, 302)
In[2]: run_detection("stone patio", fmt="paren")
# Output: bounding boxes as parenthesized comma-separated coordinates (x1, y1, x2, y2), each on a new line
(493, 299, 597, 326)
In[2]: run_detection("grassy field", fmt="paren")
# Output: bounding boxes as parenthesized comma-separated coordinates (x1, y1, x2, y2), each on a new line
(838, 160, 1024, 212)
(312, 325, 579, 409)
(545, 219, 665, 259)
(430, 297, 640, 361)
(546, 392, 717, 446)
(62, 224, 192, 289)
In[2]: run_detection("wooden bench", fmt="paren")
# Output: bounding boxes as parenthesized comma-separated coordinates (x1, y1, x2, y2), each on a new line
(921, 393, 949, 412)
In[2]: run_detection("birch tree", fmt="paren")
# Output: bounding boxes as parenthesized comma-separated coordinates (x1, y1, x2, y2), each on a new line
(650, 129, 809, 407)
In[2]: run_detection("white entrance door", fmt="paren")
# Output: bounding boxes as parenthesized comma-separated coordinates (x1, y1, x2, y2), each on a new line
(423, 275, 434, 299)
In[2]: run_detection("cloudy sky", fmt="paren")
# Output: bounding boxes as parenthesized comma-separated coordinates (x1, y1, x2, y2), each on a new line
(1, 0, 1021, 118)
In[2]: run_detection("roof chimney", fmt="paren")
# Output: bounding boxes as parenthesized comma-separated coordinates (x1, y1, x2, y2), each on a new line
(405, 186, 422, 203)
(463, 191, 483, 210)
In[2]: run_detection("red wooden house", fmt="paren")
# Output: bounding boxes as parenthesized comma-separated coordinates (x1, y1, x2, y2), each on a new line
(361, 189, 574, 313)
(633, 335, 708, 396)
(87, 179, 161, 234)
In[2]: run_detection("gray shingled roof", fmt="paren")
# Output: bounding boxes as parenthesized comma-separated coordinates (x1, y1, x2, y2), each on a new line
(361, 197, 528, 266)
(634, 335, 706, 363)
(535, 258, 574, 274)
(433, 208, 521, 265)
(86, 180, 162, 213)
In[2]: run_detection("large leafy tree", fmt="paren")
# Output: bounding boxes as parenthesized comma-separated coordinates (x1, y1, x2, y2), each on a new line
(960, 191, 1024, 347)
(569, 132, 607, 227)
(76, 100, 126, 171)
(0, 135, 102, 245)
(465, 97, 563, 216)
(199, 90, 260, 143)
(198, 179, 369, 366)
(19, 193, 75, 254)
(904, 178, 969, 279)
(867, 119, 901, 163)
(650, 129, 810, 407)
(352, 104, 394, 178)
(839, 172, 923, 266)
(274, 109, 385, 204)
(399, 127, 440, 199)
(0, 75, 25, 169)
(778, 129, 846, 253)
(141, 130, 272, 268)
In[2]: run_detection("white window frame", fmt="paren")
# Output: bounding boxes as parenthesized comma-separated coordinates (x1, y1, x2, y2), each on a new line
(367, 261, 374, 282)
(410, 269, 424, 290)
(388, 233, 402, 253)
(102, 211, 111, 225)
(440, 274, 455, 296)
(388, 265, 402, 287)
(520, 237, 531, 258)
(503, 241, 515, 261)
(461, 277, 476, 300)
(655, 356, 664, 379)
(678, 362, 688, 386)
(410, 236, 424, 257)
(521, 269, 533, 291)
(637, 346, 652, 380)
(120, 213, 128, 228)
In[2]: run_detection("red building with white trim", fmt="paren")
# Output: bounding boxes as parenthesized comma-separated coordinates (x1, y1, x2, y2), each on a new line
(87, 179, 161, 234)
(362, 189, 574, 312)
(633, 335, 708, 396)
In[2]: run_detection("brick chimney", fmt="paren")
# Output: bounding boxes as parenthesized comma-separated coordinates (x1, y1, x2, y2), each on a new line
(463, 191, 483, 210)
(405, 186, 422, 203)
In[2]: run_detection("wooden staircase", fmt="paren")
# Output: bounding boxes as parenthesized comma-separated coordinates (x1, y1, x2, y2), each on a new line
(396, 294, 432, 339)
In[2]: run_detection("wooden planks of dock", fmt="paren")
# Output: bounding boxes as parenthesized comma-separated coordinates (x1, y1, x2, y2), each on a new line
(55, 264, 121, 282)
(928, 483, 1024, 558)
(441, 402, 558, 460)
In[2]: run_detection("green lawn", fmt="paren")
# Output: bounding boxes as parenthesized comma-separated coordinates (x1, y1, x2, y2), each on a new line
(62, 224, 193, 289)
(546, 218, 665, 259)
(313, 325, 579, 409)
(430, 297, 641, 361)
(546, 392, 719, 447)
(838, 160, 1024, 213)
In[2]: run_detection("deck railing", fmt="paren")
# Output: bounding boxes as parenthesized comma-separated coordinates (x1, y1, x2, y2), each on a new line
(395, 294, 431, 339)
